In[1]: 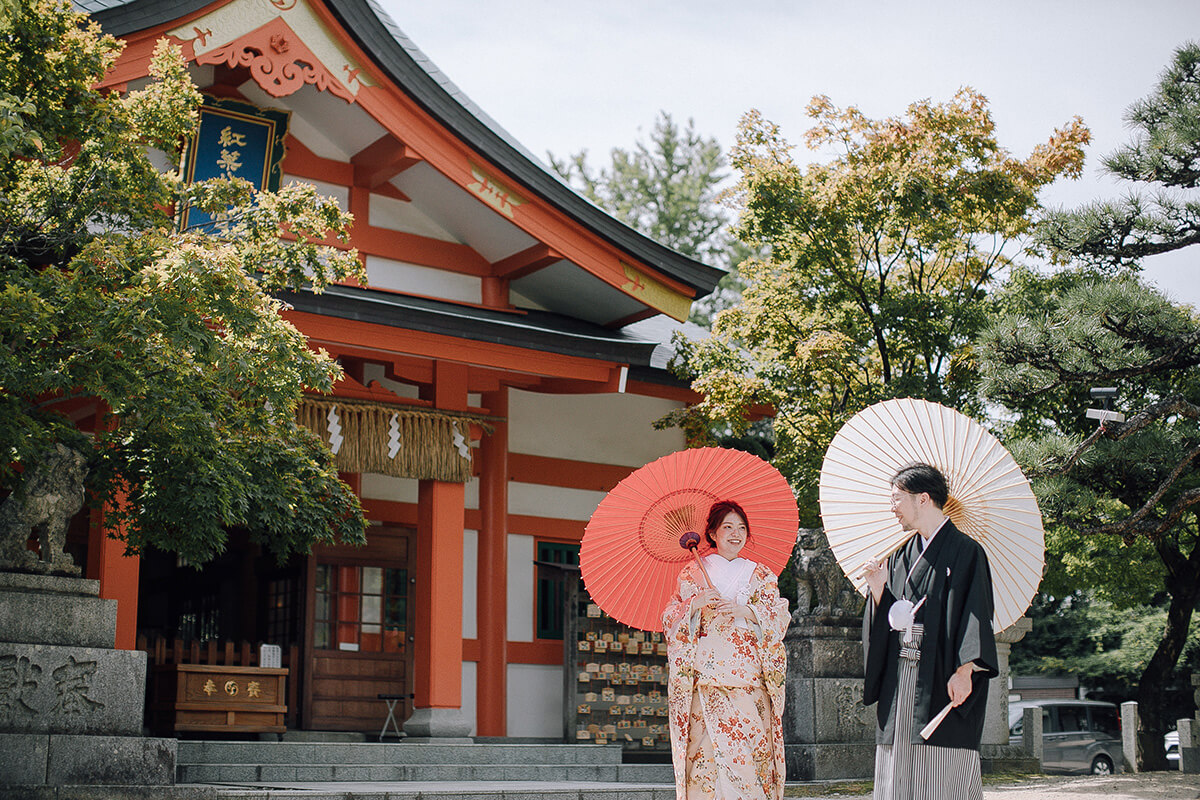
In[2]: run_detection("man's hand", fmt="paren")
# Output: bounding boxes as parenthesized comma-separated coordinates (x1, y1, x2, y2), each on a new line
(948, 662, 978, 706)
(863, 560, 887, 604)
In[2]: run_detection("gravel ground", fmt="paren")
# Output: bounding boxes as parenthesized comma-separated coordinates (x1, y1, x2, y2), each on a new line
(786, 772, 1199, 799)
(984, 773, 1199, 799)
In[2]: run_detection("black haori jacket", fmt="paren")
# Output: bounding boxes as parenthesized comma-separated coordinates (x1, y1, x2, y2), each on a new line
(862, 520, 999, 748)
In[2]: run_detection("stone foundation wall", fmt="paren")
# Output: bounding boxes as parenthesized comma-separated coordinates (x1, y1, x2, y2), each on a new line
(0, 571, 175, 787)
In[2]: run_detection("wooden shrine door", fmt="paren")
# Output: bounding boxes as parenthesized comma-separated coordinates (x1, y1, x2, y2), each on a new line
(304, 527, 415, 733)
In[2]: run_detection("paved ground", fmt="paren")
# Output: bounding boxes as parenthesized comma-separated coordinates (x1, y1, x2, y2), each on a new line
(985, 773, 1199, 800)
(151, 772, 1200, 800)
(784, 772, 1199, 799)
(3, 772, 1195, 800)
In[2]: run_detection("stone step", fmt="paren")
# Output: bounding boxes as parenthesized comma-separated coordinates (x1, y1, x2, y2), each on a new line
(4, 783, 677, 800)
(182, 762, 674, 784)
(177, 740, 626, 767)
(178, 762, 674, 783)
(618, 763, 675, 783)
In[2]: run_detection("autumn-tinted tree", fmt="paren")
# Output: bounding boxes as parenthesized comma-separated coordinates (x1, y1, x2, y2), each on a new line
(0, 1, 367, 565)
(666, 90, 1089, 517)
(978, 269, 1200, 767)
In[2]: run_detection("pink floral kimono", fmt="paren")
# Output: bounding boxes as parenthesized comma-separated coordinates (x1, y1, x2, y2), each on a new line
(662, 554, 790, 799)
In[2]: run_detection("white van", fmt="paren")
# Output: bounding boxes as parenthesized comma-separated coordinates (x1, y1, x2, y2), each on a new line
(1009, 699, 1124, 775)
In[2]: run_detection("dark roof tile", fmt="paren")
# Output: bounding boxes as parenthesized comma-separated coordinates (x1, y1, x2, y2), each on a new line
(279, 285, 666, 367)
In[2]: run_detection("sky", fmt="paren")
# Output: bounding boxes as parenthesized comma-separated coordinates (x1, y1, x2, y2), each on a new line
(380, 0, 1200, 306)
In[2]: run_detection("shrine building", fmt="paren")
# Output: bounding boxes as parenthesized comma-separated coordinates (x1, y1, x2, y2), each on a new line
(78, 0, 722, 738)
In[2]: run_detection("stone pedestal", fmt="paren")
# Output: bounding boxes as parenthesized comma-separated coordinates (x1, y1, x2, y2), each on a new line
(402, 706, 473, 742)
(0, 571, 174, 787)
(1183, 677, 1200, 774)
(1121, 701, 1141, 772)
(980, 616, 1039, 773)
(782, 619, 876, 780)
(1021, 706, 1044, 763)
(1177, 717, 1199, 773)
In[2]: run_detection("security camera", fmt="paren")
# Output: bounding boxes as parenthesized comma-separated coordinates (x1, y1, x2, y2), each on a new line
(1087, 387, 1123, 424)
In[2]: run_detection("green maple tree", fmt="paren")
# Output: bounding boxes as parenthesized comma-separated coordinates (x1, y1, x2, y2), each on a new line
(0, 0, 367, 565)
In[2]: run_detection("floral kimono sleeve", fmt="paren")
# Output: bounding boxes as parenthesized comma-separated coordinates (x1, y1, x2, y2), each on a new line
(662, 560, 707, 643)
(663, 560, 706, 792)
(748, 563, 790, 709)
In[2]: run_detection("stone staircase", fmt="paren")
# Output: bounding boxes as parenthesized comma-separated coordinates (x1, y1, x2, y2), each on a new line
(176, 739, 675, 785)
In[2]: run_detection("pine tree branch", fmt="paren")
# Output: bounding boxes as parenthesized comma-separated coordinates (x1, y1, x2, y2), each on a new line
(1061, 395, 1200, 539)
(1051, 424, 1107, 475)
(1075, 486, 1200, 540)
(1015, 329, 1200, 393)
(1103, 393, 1200, 438)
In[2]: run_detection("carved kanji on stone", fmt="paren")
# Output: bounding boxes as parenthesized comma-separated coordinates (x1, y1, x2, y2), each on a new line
(52, 655, 104, 715)
(0, 654, 42, 721)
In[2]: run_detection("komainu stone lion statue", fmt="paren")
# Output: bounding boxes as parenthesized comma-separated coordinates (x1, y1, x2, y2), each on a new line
(792, 527, 863, 623)
(0, 443, 87, 575)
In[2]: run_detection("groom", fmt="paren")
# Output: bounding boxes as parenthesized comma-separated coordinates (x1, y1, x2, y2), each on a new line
(862, 462, 998, 800)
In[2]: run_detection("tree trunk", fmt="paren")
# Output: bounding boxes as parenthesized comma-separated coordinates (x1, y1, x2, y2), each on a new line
(1134, 536, 1200, 770)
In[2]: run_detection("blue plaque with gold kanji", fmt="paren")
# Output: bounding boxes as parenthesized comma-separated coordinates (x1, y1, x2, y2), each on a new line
(180, 96, 290, 232)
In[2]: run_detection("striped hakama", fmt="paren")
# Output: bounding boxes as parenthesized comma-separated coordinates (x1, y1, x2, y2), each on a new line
(873, 624, 983, 800)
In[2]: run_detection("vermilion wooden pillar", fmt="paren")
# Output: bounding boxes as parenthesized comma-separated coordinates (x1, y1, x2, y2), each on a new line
(87, 500, 140, 650)
(410, 361, 470, 735)
(476, 388, 508, 735)
(87, 408, 139, 650)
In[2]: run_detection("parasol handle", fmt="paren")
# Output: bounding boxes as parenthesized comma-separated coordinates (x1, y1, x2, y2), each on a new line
(679, 531, 714, 589)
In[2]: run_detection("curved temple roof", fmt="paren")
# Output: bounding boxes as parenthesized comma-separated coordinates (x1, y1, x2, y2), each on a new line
(82, 0, 725, 301)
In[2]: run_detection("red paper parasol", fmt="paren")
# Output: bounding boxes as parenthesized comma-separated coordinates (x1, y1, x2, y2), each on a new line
(581, 447, 799, 632)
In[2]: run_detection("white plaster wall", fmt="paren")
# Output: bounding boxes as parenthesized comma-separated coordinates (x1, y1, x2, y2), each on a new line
(365, 254, 481, 304)
(360, 363, 420, 399)
(283, 174, 349, 210)
(369, 193, 459, 242)
(462, 529, 478, 640)
(464, 476, 479, 511)
(359, 473, 418, 503)
(461, 660, 477, 737)
(186, 64, 214, 89)
(508, 482, 606, 522)
(145, 147, 172, 173)
(506, 664, 561, 737)
(358, 473, 477, 511)
(508, 287, 548, 312)
(508, 389, 685, 467)
(507, 533, 534, 642)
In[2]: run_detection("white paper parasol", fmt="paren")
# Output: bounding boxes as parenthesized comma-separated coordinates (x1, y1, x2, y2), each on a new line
(818, 398, 1044, 631)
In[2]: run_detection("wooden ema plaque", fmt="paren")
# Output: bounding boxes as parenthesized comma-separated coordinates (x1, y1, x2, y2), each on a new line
(152, 663, 288, 734)
(567, 603, 670, 751)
